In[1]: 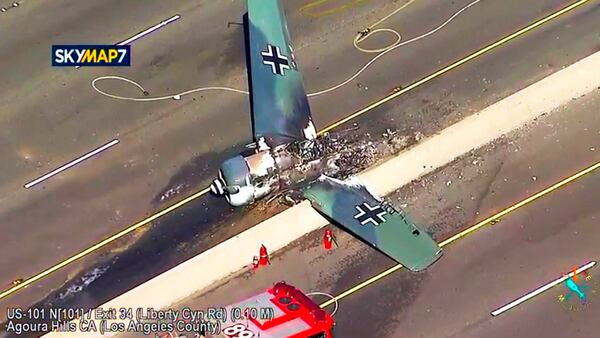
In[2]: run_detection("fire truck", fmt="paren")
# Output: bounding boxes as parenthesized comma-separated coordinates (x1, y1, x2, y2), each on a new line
(166, 282, 335, 338)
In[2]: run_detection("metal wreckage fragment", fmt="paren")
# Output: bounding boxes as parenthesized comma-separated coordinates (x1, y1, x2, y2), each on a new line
(268, 127, 410, 205)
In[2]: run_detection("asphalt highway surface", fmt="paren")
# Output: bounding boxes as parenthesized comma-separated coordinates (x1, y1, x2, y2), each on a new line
(157, 87, 600, 338)
(0, 0, 598, 329)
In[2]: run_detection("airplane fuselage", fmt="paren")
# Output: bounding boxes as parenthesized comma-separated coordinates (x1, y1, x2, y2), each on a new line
(210, 137, 339, 206)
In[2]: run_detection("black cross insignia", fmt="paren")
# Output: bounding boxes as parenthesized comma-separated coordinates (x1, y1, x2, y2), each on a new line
(353, 202, 387, 226)
(261, 44, 290, 76)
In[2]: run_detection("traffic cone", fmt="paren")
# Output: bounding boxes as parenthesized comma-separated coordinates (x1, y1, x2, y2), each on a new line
(252, 256, 260, 270)
(259, 245, 270, 265)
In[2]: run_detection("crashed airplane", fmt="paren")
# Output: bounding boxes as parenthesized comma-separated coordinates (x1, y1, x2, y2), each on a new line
(210, 0, 442, 271)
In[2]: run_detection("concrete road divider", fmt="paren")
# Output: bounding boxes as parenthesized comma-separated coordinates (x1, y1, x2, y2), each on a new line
(44, 51, 600, 336)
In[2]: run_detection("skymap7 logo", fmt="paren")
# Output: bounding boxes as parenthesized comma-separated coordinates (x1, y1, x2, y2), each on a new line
(52, 45, 131, 67)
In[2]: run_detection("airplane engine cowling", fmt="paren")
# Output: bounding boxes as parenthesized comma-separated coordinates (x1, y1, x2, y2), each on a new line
(210, 155, 255, 206)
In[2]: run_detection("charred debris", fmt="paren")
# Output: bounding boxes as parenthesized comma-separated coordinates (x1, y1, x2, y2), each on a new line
(269, 126, 413, 205)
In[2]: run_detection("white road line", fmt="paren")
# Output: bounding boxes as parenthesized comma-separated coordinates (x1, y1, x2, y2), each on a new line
(116, 14, 181, 46)
(24, 139, 119, 189)
(490, 260, 597, 316)
(75, 15, 181, 69)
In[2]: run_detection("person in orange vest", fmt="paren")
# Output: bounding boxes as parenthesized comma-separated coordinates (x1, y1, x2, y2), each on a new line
(259, 245, 270, 265)
(323, 229, 338, 250)
(252, 255, 260, 270)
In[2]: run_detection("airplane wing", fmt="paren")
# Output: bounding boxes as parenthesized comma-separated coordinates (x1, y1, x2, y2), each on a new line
(245, 0, 316, 148)
(302, 175, 443, 271)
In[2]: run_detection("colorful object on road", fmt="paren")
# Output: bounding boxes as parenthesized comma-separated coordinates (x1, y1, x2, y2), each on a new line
(492, 260, 597, 316)
(564, 276, 588, 302)
(252, 256, 260, 270)
(558, 269, 597, 312)
(571, 266, 578, 282)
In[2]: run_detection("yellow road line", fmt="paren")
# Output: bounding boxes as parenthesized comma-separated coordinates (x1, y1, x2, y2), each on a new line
(0, 0, 591, 301)
(299, 0, 369, 18)
(0, 188, 210, 300)
(320, 160, 600, 308)
(319, 0, 593, 134)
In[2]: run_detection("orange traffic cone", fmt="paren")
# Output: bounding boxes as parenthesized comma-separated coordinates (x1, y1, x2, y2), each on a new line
(259, 245, 270, 266)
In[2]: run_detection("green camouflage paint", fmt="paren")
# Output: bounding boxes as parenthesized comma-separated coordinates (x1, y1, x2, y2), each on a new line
(303, 176, 443, 271)
(244, 0, 442, 271)
(247, 0, 314, 147)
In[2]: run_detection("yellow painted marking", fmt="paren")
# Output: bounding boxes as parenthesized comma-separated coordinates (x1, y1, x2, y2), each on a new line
(320, 160, 600, 308)
(300, 0, 370, 18)
(0, 188, 210, 300)
(0, 0, 592, 301)
(319, 0, 594, 135)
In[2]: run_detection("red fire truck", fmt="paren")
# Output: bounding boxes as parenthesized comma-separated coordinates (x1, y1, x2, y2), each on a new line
(165, 282, 335, 338)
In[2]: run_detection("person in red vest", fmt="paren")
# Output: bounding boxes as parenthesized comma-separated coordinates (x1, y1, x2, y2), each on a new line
(259, 245, 270, 265)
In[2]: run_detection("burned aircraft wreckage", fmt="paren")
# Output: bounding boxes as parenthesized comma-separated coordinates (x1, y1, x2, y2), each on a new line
(210, 128, 409, 206)
(209, 0, 443, 272)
